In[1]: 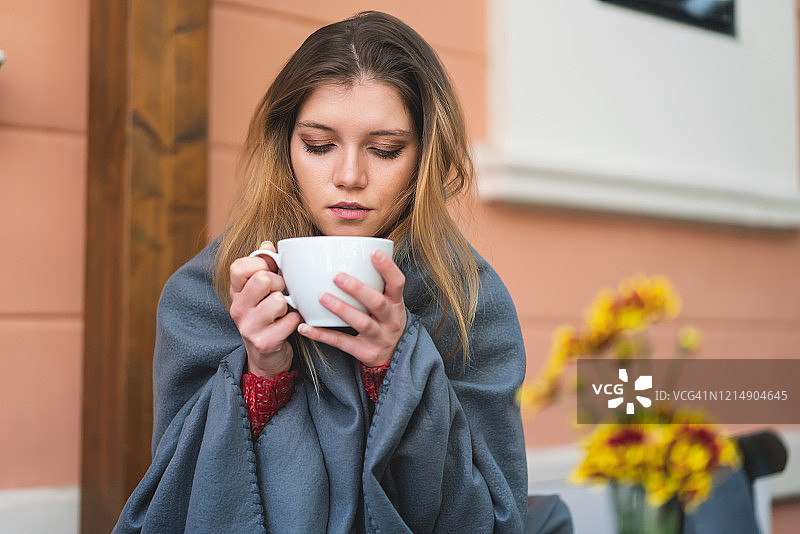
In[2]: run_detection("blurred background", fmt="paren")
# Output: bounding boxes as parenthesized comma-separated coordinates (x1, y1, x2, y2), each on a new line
(1, 0, 799, 532)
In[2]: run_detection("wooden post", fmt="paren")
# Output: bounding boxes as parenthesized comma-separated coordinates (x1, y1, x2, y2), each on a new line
(82, 1, 208, 531)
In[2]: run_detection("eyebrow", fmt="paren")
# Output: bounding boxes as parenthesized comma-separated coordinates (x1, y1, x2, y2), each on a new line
(295, 121, 413, 137)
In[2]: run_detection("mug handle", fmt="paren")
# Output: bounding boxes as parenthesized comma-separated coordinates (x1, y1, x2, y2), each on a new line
(248, 249, 296, 309)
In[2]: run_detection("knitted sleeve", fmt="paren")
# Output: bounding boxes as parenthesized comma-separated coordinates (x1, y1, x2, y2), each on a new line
(241, 370, 298, 439)
(359, 360, 391, 404)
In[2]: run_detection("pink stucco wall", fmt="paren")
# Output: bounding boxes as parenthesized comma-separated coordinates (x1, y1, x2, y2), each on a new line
(464, 204, 800, 445)
(0, 0, 88, 489)
(1, 10, 799, 534)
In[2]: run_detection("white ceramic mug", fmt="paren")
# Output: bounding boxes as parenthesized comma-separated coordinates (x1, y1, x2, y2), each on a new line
(249, 236, 394, 327)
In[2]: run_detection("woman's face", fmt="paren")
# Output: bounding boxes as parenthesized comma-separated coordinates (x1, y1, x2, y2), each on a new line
(290, 80, 419, 237)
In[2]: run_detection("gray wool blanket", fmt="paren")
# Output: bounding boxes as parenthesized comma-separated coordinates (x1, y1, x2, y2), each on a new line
(112, 238, 573, 533)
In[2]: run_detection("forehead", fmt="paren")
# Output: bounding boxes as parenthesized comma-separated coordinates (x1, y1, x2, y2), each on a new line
(296, 80, 413, 131)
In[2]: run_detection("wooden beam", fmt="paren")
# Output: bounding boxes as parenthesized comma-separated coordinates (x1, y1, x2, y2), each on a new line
(82, 1, 208, 532)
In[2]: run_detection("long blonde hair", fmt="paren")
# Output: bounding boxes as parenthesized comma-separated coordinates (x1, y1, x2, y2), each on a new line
(214, 11, 479, 370)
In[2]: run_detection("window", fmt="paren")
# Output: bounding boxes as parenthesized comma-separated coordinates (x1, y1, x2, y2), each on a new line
(479, 0, 800, 227)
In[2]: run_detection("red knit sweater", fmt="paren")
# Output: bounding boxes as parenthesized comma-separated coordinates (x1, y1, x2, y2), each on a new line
(242, 360, 390, 439)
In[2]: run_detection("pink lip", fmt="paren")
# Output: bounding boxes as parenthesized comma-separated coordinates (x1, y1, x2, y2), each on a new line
(330, 202, 371, 220)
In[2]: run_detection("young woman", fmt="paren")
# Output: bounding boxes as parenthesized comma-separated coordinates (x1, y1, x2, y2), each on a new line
(114, 11, 571, 534)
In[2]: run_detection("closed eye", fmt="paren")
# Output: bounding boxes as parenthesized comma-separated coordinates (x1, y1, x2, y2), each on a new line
(304, 142, 335, 154)
(370, 147, 403, 160)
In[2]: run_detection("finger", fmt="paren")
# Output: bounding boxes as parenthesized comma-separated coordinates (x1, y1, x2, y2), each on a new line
(333, 273, 391, 322)
(255, 291, 290, 323)
(297, 322, 365, 360)
(236, 270, 285, 309)
(256, 240, 279, 272)
(319, 292, 377, 334)
(247, 311, 301, 356)
(230, 256, 274, 294)
(371, 250, 405, 303)
(265, 310, 302, 341)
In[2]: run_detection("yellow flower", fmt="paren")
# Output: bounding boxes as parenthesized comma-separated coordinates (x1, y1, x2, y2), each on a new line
(679, 472, 713, 511)
(718, 437, 740, 466)
(520, 275, 699, 417)
(625, 274, 682, 319)
(573, 417, 741, 511)
(615, 305, 646, 331)
(571, 424, 651, 485)
(644, 471, 681, 507)
(549, 324, 581, 361)
(678, 325, 703, 355)
(520, 274, 740, 514)
(585, 290, 617, 336)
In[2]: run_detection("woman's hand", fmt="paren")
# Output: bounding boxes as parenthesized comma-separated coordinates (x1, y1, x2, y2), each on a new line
(297, 249, 406, 368)
(229, 241, 302, 377)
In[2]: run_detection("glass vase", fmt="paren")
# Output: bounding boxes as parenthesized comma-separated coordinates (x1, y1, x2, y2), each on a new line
(611, 483, 683, 534)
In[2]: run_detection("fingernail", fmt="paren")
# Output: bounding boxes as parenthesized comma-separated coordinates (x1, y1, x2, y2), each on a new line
(334, 273, 348, 287)
(260, 240, 273, 249)
(320, 293, 332, 305)
(298, 323, 310, 334)
(373, 250, 385, 262)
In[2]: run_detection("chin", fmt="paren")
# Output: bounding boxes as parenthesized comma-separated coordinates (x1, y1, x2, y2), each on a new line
(320, 226, 374, 237)
(315, 220, 374, 237)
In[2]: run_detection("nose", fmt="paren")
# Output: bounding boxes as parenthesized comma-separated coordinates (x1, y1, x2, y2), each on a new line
(332, 146, 367, 189)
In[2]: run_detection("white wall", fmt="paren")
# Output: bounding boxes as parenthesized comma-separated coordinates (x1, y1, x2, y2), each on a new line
(482, 0, 800, 227)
